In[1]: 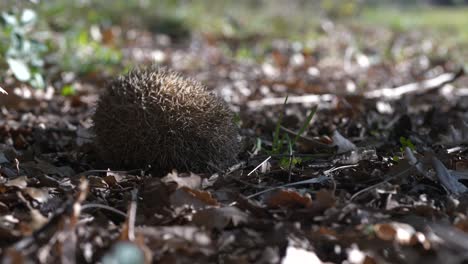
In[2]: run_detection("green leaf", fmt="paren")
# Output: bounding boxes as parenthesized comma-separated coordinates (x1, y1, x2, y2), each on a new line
(271, 95, 288, 154)
(7, 58, 31, 81)
(292, 105, 317, 147)
(233, 113, 241, 126)
(279, 157, 290, 168)
(287, 133, 293, 155)
(61, 84, 76, 96)
(272, 133, 285, 155)
(78, 30, 89, 45)
(399, 136, 415, 151)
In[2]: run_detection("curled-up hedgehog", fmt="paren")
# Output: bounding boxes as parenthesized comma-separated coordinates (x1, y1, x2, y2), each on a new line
(93, 67, 240, 175)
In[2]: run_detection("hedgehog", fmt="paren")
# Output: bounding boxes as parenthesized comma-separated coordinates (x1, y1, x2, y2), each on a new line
(92, 67, 240, 175)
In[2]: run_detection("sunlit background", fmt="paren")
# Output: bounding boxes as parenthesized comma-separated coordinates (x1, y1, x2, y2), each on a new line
(1, 0, 467, 90)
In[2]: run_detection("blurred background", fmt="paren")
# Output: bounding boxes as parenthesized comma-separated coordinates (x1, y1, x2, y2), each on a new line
(0, 0, 466, 94)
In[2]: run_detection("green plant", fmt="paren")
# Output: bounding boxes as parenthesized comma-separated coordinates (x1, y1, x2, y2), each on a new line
(321, 0, 362, 19)
(60, 84, 75, 96)
(271, 96, 288, 155)
(399, 136, 415, 152)
(59, 28, 122, 74)
(0, 8, 46, 88)
(393, 136, 416, 161)
(269, 96, 317, 168)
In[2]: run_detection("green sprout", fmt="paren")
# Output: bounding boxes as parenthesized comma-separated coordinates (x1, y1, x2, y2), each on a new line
(399, 136, 415, 152)
(269, 95, 317, 169)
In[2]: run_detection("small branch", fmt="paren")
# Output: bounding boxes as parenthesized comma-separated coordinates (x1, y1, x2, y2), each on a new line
(280, 126, 331, 149)
(81, 204, 127, 218)
(247, 156, 271, 176)
(247, 94, 337, 108)
(350, 163, 417, 201)
(365, 69, 464, 100)
(246, 175, 330, 199)
(74, 169, 144, 177)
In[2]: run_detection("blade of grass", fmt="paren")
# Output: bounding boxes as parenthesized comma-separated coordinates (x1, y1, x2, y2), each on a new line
(292, 105, 317, 147)
(272, 95, 288, 154)
(286, 134, 293, 182)
(273, 133, 286, 155)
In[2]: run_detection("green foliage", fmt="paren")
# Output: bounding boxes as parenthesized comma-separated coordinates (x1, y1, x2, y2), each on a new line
(393, 136, 416, 162)
(60, 84, 75, 96)
(360, 6, 468, 48)
(279, 155, 303, 168)
(145, 15, 190, 41)
(269, 96, 316, 169)
(0, 3, 123, 88)
(278, 134, 303, 168)
(293, 106, 317, 148)
(0, 8, 46, 88)
(321, 0, 362, 19)
(271, 96, 288, 155)
(59, 28, 122, 74)
(236, 46, 255, 61)
(233, 113, 241, 126)
(399, 136, 415, 152)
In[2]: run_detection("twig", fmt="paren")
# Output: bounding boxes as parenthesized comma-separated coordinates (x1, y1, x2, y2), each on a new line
(249, 153, 332, 160)
(350, 163, 417, 201)
(280, 126, 331, 148)
(246, 175, 330, 199)
(247, 94, 337, 108)
(81, 204, 127, 218)
(247, 156, 271, 176)
(323, 164, 359, 175)
(204, 161, 247, 188)
(127, 189, 138, 241)
(74, 169, 143, 177)
(364, 69, 464, 100)
(287, 139, 293, 182)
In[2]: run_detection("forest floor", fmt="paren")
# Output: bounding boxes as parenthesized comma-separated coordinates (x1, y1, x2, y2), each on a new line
(1, 1, 468, 263)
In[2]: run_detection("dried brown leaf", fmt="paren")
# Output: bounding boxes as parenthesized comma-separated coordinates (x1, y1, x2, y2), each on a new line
(264, 189, 313, 209)
(374, 222, 418, 245)
(169, 186, 219, 209)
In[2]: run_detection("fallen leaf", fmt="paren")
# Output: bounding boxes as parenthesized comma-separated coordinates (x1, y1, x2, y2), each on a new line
(136, 226, 212, 254)
(192, 206, 249, 229)
(5, 176, 28, 189)
(281, 246, 323, 264)
(332, 130, 357, 154)
(24, 187, 49, 203)
(432, 156, 468, 194)
(169, 187, 219, 209)
(264, 189, 313, 209)
(162, 170, 202, 189)
(374, 222, 418, 245)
